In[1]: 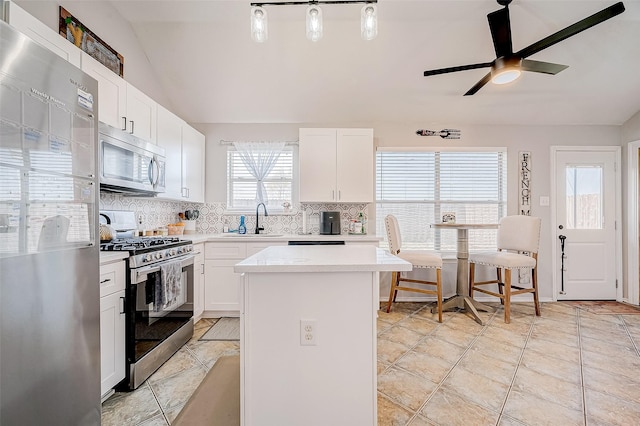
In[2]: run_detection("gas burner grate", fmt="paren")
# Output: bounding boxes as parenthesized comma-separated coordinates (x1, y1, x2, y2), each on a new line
(100, 237, 184, 251)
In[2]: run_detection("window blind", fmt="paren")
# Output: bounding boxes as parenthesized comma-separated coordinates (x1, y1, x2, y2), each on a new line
(227, 147, 294, 211)
(376, 148, 507, 253)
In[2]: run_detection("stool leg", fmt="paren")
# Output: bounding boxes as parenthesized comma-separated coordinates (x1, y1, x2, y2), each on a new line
(436, 268, 442, 323)
(532, 266, 541, 316)
(386, 271, 398, 313)
(469, 263, 475, 297)
(497, 268, 504, 305)
(504, 269, 511, 324)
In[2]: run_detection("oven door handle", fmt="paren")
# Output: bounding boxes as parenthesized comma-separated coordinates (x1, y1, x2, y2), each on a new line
(132, 254, 195, 284)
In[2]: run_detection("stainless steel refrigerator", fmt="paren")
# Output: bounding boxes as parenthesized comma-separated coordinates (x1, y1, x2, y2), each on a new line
(0, 19, 101, 425)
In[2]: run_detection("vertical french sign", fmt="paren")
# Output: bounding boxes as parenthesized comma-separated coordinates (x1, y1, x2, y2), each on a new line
(519, 151, 531, 216)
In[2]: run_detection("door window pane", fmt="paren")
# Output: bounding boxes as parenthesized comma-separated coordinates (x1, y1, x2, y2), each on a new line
(565, 166, 603, 229)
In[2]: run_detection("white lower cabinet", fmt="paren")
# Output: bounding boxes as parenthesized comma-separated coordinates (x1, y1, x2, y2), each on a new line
(99, 260, 126, 398)
(203, 241, 286, 315)
(193, 243, 205, 320)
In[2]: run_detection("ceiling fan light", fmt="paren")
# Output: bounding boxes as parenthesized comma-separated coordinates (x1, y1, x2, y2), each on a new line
(251, 6, 268, 42)
(361, 4, 378, 41)
(306, 5, 323, 42)
(491, 68, 521, 84)
(491, 57, 522, 85)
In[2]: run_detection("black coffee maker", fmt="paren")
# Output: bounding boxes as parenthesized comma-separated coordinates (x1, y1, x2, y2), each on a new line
(319, 211, 341, 235)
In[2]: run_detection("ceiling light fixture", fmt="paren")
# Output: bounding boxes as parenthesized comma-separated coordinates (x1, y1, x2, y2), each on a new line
(306, 5, 323, 41)
(361, 4, 377, 41)
(251, 6, 268, 42)
(250, 1, 378, 42)
(491, 57, 522, 85)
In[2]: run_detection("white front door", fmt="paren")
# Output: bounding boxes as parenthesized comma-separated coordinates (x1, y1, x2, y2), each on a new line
(553, 148, 619, 300)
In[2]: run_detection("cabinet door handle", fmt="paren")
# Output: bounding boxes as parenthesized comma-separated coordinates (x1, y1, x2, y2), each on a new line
(338, 190, 341, 200)
(129, 120, 134, 134)
(120, 296, 126, 314)
(332, 190, 335, 200)
(201, 264, 205, 274)
(100, 278, 111, 284)
(121, 117, 127, 131)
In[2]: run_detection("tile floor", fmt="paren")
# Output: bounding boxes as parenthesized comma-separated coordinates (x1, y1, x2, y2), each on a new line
(102, 302, 640, 425)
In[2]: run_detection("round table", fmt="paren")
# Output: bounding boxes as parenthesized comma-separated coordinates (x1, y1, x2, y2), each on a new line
(430, 223, 498, 325)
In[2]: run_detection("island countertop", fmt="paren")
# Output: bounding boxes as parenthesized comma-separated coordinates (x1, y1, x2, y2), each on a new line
(234, 244, 411, 273)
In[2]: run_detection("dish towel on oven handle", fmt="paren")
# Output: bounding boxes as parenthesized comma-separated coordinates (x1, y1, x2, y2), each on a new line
(154, 260, 183, 312)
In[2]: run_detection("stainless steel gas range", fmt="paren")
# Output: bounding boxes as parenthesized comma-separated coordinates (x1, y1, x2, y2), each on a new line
(100, 213, 195, 390)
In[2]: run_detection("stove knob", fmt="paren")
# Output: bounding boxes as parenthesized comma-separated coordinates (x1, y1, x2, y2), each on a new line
(145, 254, 153, 262)
(155, 252, 161, 260)
(158, 252, 164, 259)
(177, 248, 183, 254)
(169, 249, 176, 257)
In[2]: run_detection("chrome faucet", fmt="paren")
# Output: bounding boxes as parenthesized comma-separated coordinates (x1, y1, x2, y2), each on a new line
(255, 203, 268, 234)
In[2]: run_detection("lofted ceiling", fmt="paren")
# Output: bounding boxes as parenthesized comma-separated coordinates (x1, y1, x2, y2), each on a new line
(110, 0, 640, 126)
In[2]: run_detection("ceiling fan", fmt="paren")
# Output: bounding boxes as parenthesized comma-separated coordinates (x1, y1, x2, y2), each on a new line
(423, 0, 625, 96)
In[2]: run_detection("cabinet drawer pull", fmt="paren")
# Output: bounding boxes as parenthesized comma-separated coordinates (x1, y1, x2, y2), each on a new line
(100, 278, 111, 284)
(120, 296, 126, 314)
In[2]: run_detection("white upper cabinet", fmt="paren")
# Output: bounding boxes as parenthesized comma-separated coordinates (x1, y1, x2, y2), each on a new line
(156, 105, 185, 199)
(125, 83, 157, 142)
(6, 2, 81, 67)
(181, 124, 205, 203)
(156, 105, 205, 203)
(81, 52, 127, 130)
(299, 128, 374, 203)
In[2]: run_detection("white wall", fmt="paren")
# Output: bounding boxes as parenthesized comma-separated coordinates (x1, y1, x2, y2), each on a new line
(200, 122, 622, 301)
(622, 110, 640, 302)
(14, 0, 172, 109)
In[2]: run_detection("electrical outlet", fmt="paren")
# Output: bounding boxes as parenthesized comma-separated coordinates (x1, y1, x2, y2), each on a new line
(300, 319, 318, 346)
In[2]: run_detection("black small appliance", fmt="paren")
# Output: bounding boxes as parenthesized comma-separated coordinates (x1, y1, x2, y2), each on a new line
(320, 211, 341, 235)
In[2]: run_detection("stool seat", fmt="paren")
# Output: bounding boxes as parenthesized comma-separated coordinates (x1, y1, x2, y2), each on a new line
(469, 251, 536, 269)
(397, 250, 443, 269)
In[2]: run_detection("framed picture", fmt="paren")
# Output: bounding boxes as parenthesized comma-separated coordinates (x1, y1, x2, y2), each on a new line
(59, 7, 124, 77)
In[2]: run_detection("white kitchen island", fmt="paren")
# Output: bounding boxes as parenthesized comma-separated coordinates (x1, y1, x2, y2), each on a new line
(234, 245, 411, 426)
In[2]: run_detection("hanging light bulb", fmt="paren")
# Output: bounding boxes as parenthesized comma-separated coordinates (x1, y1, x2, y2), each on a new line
(361, 3, 377, 41)
(306, 5, 323, 42)
(251, 6, 268, 42)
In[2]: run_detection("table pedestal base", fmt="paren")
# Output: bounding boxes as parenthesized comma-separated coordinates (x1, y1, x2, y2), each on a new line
(432, 296, 493, 325)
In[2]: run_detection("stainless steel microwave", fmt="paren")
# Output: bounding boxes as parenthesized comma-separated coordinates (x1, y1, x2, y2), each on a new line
(99, 123, 166, 196)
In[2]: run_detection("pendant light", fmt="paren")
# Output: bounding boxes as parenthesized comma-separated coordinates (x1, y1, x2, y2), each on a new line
(361, 4, 377, 41)
(251, 6, 268, 42)
(250, 1, 377, 42)
(306, 5, 323, 42)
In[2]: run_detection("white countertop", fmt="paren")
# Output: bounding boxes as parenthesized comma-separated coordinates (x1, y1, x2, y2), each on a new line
(234, 245, 411, 273)
(99, 251, 129, 265)
(183, 233, 382, 244)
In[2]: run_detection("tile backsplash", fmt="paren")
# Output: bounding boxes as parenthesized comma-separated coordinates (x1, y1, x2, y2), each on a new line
(100, 193, 369, 235)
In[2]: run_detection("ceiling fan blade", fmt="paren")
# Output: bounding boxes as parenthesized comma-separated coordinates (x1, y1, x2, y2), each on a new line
(488, 7, 513, 57)
(521, 59, 569, 75)
(515, 2, 625, 59)
(464, 72, 492, 96)
(424, 62, 492, 77)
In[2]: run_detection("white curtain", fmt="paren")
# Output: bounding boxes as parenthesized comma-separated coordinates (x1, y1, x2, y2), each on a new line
(232, 141, 286, 204)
